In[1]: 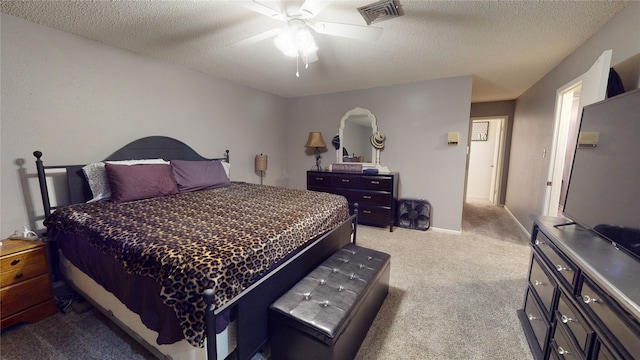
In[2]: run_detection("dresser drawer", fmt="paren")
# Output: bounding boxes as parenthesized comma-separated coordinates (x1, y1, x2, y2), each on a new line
(0, 274, 54, 318)
(529, 254, 557, 319)
(332, 174, 360, 188)
(346, 189, 392, 206)
(550, 323, 584, 360)
(0, 246, 48, 287)
(555, 291, 593, 356)
(307, 173, 333, 188)
(360, 176, 393, 191)
(533, 231, 578, 291)
(594, 339, 618, 360)
(580, 277, 640, 359)
(354, 204, 392, 225)
(524, 287, 551, 356)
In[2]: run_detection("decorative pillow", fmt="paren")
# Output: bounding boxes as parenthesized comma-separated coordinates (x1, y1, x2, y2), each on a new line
(82, 159, 169, 202)
(105, 163, 178, 203)
(221, 161, 231, 179)
(170, 160, 231, 193)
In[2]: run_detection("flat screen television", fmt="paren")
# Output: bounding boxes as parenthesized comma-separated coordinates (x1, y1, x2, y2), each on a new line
(562, 88, 640, 260)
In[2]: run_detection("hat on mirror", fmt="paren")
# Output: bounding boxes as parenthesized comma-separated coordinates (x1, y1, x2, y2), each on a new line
(370, 131, 386, 149)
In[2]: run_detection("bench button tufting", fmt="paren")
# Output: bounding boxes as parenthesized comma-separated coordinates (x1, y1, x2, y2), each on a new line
(304, 293, 311, 300)
(320, 279, 326, 285)
(338, 285, 344, 292)
(333, 268, 338, 273)
(321, 301, 329, 307)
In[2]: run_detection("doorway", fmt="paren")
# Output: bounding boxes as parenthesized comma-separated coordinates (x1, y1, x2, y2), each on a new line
(467, 117, 506, 205)
(543, 50, 612, 216)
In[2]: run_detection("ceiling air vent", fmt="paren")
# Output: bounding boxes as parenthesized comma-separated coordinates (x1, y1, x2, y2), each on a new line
(358, 0, 403, 25)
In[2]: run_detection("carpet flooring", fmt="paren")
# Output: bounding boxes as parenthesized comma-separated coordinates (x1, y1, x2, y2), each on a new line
(0, 200, 533, 360)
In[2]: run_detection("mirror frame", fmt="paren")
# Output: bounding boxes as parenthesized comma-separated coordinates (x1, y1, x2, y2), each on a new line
(338, 107, 379, 167)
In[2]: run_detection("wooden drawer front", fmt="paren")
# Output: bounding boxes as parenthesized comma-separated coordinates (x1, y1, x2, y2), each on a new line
(332, 175, 360, 188)
(524, 287, 551, 355)
(346, 190, 391, 206)
(533, 232, 578, 291)
(594, 340, 618, 360)
(529, 254, 557, 319)
(556, 292, 593, 356)
(355, 204, 392, 225)
(307, 173, 334, 188)
(0, 274, 53, 318)
(360, 176, 393, 191)
(580, 278, 640, 359)
(0, 247, 48, 287)
(551, 324, 584, 360)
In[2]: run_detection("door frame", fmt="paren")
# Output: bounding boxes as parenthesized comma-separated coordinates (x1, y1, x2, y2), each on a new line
(468, 116, 507, 205)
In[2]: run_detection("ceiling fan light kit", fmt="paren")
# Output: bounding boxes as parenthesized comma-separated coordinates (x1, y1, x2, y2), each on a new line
(233, 0, 389, 77)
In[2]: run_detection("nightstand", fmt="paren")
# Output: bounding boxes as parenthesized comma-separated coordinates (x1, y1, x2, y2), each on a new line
(0, 239, 57, 329)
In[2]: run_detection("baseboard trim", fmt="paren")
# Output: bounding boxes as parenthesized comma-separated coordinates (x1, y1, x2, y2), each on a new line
(430, 227, 462, 235)
(504, 206, 531, 239)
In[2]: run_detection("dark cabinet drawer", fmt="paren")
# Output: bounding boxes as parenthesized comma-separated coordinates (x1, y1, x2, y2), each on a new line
(307, 173, 333, 188)
(529, 254, 557, 320)
(524, 287, 551, 356)
(594, 339, 618, 360)
(550, 323, 584, 360)
(533, 231, 578, 291)
(580, 277, 640, 359)
(555, 292, 593, 356)
(332, 174, 360, 187)
(360, 176, 393, 191)
(353, 204, 391, 226)
(346, 189, 392, 206)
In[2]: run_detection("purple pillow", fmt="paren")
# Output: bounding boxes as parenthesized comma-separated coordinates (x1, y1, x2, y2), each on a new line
(170, 160, 231, 193)
(105, 163, 178, 203)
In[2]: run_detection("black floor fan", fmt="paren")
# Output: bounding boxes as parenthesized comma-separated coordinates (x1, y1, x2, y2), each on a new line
(397, 199, 431, 231)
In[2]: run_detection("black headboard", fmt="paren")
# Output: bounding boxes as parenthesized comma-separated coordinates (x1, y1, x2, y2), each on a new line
(34, 136, 229, 217)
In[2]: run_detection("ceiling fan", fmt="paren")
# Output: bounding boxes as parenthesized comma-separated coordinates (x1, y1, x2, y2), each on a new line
(230, 0, 384, 76)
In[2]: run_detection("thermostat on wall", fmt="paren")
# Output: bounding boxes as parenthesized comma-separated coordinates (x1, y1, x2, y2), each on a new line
(447, 132, 460, 145)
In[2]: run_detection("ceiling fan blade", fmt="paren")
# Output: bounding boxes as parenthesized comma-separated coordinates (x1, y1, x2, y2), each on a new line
(311, 21, 383, 42)
(299, 0, 331, 19)
(229, 0, 286, 21)
(231, 28, 282, 47)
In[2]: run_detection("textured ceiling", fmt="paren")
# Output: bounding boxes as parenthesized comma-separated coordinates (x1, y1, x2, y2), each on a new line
(0, 1, 628, 102)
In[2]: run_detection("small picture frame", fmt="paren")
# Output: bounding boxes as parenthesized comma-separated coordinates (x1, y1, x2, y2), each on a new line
(471, 121, 489, 141)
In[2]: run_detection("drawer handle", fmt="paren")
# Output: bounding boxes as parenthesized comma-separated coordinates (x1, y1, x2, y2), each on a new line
(362, 210, 372, 214)
(341, 179, 350, 183)
(558, 347, 571, 356)
(582, 295, 600, 304)
(527, 314, 540, 321)
(533, 280, 546, 286)
(534, 239, 544, 246)
(15, 273, 24, 279)
(370, 180, 380, 184)
(11, 259, 21, 266)
(362, 195, 372, 199)
(315, 177, 323, 181)
(556, 264, 572, 272)
(561, 314, 576, 324)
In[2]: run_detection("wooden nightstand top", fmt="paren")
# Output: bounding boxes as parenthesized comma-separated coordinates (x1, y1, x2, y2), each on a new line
(0, 239, 46, 257)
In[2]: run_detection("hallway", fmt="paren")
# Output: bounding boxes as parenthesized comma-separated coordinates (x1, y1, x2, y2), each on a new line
(462, 199, 530, 244)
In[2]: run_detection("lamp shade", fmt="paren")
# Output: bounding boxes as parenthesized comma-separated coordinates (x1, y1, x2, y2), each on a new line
(255, 154, 268, 172)
(305, 132, 327, 148)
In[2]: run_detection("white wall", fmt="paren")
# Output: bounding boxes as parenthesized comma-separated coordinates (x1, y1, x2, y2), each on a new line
(0, 14, 288, 235)
(286, 77, 473, 232)
(506, 2, 640, 232)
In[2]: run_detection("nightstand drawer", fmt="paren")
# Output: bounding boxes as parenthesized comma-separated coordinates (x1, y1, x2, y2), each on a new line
(0, 246, 48, 287)
(346, 189, 391, 206)
(0, 274, 54, 318)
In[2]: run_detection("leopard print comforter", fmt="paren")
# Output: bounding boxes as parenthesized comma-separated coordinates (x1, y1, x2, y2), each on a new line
(44, 182, 349, 347)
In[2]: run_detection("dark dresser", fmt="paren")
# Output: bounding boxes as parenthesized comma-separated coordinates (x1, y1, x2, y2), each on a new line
(518, 216, 640, 360)
(307, 171, 398, 231)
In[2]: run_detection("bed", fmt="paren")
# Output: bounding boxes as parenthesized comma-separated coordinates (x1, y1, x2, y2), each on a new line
(33, 136, 356, 360)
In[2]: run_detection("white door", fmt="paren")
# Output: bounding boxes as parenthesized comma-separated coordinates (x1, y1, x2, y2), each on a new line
(543, 50, 612, 216)
(467, 118, 505, 203)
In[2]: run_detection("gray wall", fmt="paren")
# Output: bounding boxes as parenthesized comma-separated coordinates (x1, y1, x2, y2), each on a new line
(0, 14, 288, 235)
(286, 77, 473, 232)
(505, 2, 640, 232)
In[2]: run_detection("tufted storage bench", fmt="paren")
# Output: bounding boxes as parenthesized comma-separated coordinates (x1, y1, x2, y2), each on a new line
(269, 243, 390, 360)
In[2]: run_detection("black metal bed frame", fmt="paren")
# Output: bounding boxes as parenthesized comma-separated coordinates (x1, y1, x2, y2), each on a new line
(33, 136, 357, 360)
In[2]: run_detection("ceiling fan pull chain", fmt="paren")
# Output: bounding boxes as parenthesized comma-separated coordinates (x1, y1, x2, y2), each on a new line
(296, 55, 300, 77)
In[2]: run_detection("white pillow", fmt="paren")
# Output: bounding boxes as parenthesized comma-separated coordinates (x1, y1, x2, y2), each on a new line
(221, 161, 231, 179)
(82, 159, 169, 202)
